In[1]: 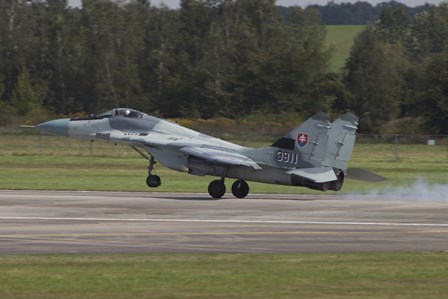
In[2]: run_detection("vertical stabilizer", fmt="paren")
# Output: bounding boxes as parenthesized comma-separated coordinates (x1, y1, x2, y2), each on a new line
(271, 112, 331, 166)
(324, 112, 359, 171)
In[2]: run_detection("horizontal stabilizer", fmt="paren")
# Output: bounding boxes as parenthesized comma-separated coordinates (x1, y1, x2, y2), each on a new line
(346, 168, 387, 182)
(287, 167, 337, 183)
(19, 125, 36, 128)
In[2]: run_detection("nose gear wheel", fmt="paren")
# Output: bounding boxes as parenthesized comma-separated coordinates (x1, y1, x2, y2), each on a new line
(147, 174, 161, 188)
(146, 156, 161, 188)
(131, 147, 162, 188)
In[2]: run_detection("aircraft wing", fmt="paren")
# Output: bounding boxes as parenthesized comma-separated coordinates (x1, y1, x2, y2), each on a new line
(123, 133, 262, 170)
(180, 146, 262, 170)
(287, 167, 337, 183)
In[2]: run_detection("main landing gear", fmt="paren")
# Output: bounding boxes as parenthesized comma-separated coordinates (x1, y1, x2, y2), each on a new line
(207, 179, 249, 199)
(208, 179, 226, 199)
(231, 179, 249, 198)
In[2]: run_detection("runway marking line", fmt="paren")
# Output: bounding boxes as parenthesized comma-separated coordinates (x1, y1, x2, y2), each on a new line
(0, 231, 355, 238)
(1, 216, 448, 227)
(2, 229, 446, 239)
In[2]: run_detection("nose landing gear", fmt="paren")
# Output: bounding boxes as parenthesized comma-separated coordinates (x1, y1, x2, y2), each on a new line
(131, 146, 161, 188)
(146, 156, 161, 188)
(147, 174, 161, 188)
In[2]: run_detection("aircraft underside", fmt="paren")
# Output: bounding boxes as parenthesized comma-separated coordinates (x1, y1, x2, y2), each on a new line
(133, 146, 252, 198)
(32, 108, 380, 200)
(134, 145, 344, 199)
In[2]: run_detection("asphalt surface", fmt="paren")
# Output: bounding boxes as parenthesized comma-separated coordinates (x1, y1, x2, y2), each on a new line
(0, 190, 447, 254)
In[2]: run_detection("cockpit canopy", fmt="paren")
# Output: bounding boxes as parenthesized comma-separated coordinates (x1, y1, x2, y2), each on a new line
(98, 108, 145, 119)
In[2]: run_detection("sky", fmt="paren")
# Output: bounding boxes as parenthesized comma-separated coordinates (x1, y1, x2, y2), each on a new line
(68, 0, 446, 9)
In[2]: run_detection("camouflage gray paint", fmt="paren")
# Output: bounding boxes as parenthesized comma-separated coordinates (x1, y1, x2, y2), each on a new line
(35, 108, 382, 198)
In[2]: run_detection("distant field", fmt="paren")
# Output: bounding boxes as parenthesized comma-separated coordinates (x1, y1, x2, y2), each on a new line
(326, 25, 365, 72)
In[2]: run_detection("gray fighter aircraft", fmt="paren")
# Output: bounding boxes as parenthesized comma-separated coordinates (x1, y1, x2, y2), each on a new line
(34, 108, 384, 198)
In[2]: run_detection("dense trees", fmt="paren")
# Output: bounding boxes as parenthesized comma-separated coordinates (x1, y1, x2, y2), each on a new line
(340, 3, 448, 134)
(300, 1, 432, 25)
(0, 0, 448, 134)
(0, 0, 333, 120)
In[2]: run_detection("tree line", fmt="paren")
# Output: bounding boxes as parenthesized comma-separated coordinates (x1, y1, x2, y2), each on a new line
(1, 0, 448, 134)
(285, 1, 433, 25)
(340, 3, 448, 134)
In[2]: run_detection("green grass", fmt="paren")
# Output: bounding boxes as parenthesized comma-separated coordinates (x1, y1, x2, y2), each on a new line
(0, 252, 447, 299)
(326, 25, 365, 72)
(0, 133, 447, 193)
(1, 133, 447, 298)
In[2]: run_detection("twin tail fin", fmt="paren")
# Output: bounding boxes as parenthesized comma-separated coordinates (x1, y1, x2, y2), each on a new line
(271, 111, 359, 171)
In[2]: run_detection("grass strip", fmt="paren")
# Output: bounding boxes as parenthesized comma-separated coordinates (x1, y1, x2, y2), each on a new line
(0, 252, 447, 299)
(1, 134, 447, 193)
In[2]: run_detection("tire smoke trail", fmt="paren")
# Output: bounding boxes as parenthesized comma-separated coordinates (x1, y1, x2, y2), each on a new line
(366, 178, 448, 202)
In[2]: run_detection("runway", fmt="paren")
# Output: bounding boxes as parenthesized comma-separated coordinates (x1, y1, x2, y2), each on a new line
(0, 190, 447, 254)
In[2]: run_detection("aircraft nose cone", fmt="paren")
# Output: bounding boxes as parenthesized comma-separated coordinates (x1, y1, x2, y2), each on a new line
(36, 119, 69, 136)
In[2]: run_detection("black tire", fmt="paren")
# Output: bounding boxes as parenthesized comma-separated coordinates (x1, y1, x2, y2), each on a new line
(146, 175, 161, 188)
(231, 180, 249, 198)
(208, 180, 226, 199)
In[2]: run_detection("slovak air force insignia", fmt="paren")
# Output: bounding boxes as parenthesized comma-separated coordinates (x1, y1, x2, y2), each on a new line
(297, 133, 309, 148)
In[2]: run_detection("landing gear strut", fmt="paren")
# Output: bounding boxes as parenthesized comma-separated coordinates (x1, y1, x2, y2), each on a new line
(131, 147, 161, 188)
(208, 179, 226, 199)
(231, 180, 249, 198)
(146, 156, 161, 188)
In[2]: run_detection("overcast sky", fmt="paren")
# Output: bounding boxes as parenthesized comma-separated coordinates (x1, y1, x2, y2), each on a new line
(68, 0, 446, 8)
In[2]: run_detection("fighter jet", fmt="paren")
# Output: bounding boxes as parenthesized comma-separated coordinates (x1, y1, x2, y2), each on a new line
(34, 108, 385, 199)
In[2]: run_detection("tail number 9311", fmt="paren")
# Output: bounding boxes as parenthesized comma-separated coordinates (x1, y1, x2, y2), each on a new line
(276, 151, 299, 165)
